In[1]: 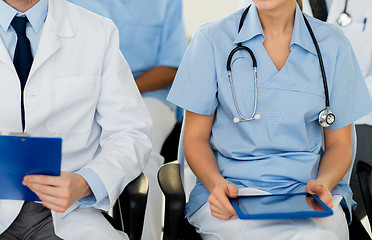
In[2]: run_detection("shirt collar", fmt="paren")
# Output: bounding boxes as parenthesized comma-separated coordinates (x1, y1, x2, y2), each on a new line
(0, 1, 18, 31)
(233, 3, 317, 56)
(233, 5, 263, 44)
(290, 3, 317, 55)
(0, 0, 48, 34)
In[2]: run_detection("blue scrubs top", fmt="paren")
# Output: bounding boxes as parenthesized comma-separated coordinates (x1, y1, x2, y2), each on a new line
(67, 0, 188, 110)
(167, 4, 372, 218)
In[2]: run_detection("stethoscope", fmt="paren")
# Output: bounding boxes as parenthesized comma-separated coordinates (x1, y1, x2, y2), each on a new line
(227, 5, 335, 128)
(337, 0, 352, 27)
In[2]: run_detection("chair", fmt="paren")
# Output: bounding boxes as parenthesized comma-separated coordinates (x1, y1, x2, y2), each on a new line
(158, 162, 201, 240)
(357, 160, 372, 235)
(158, 119, 367, 240)
(102, 172, 149, 240)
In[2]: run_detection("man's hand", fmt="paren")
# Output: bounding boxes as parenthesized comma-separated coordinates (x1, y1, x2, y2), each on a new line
(306, 179, 333, 209)
(208, 183, 238, 220)
(22, 171, 92, 213)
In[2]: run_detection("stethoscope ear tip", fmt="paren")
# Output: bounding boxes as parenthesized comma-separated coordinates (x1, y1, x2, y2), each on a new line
(254, 114, 261, 120)
(233, 118, 240, 123)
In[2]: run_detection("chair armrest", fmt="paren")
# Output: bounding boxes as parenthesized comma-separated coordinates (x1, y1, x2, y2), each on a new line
(357, 160, 372, 233)
(112, 172, 149, 240)
(158, 163, 186, 240)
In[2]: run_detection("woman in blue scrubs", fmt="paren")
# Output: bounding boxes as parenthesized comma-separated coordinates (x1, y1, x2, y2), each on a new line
(167, 0, 372, 239)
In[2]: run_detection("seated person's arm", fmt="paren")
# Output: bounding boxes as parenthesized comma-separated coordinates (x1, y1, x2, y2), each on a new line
(183, 110, 238, 220)
(75, 168, 109, 208)
(306, 124, 352, 208)
(23, 172, 92, 213)
(135, 66, 177, 93)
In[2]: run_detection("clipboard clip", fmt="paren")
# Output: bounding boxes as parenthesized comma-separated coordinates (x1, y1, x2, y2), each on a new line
(0, 132, 30, 136)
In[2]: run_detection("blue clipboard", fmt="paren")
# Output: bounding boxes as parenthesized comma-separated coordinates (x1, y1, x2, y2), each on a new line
(230, 192, 333, 220)
(0, 135, 62, 201)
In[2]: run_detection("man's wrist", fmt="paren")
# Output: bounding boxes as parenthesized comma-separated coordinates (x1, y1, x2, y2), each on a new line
(75, 173, 92, 199)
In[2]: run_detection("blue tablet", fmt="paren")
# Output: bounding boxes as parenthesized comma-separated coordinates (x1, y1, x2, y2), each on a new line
(230, 192, 333, 220)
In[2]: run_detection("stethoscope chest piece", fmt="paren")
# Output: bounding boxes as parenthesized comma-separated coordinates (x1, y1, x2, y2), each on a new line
(337, 12, 352, 27)
(318, 107, 335, 128)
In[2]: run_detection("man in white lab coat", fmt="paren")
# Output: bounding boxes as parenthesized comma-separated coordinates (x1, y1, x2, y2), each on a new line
(0, 0, 152, 239)
(240, 0, 372, 224)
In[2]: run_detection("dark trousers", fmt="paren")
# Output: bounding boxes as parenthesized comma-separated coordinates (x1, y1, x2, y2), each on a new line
(0, 202, 62, 240)
(350, 124, 372, 220)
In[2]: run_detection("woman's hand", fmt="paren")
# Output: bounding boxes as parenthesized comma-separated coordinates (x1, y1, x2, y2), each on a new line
(306, 179, 333, 209)
(208, 182, 238, 220)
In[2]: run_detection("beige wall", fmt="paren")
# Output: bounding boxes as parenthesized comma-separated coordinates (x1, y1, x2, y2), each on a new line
(183, 0, 240, 39)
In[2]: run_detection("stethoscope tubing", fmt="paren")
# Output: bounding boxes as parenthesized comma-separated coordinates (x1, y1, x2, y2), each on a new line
(227, 44, 257, 70)
(228, 5, 333, 126)
(342, 0, 349, 14)
(302, 15, 330, 108)
(228, 67, 258, 122)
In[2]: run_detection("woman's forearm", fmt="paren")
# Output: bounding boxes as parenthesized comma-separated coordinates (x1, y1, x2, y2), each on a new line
(317, 125, 352, 191)
(183, 111, 228, 193)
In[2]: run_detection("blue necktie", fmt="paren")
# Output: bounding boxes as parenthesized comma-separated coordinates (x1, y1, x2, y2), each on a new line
(11, 16, 33, 130)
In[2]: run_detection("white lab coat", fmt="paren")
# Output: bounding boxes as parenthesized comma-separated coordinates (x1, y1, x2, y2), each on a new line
(0, 0, 152, 239)
(302, 0, 372, 125)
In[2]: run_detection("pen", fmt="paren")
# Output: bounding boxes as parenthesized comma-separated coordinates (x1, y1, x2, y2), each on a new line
(363, 18, 367, 32)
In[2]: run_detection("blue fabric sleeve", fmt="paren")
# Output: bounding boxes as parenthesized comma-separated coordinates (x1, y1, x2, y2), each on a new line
(167, 27, 218, 115)
(157, 0, 188, 68)
(328, 40, 372, 129)
(75, 168, 109, 208)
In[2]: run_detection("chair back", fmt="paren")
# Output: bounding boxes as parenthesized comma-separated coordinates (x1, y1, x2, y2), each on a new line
(343, 124, 357, 184)
(158, 163, 186, 240)
(357, 160, 372, 232)
(177, 113, 197, 201)
(114, 172, 149, 240)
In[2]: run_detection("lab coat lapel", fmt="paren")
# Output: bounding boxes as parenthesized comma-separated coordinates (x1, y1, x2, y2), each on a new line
(0, 200, 24, 235)
(0, 37, 16, 74)
(326, 0, 346, 23)
(28, 0, 74, 80)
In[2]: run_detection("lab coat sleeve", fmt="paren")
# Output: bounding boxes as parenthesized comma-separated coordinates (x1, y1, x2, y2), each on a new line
(328, 40, 372, 129)
(82, 21, 152, 211)
(167, 27, 218, 115)
(76, 168, 109, 207)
